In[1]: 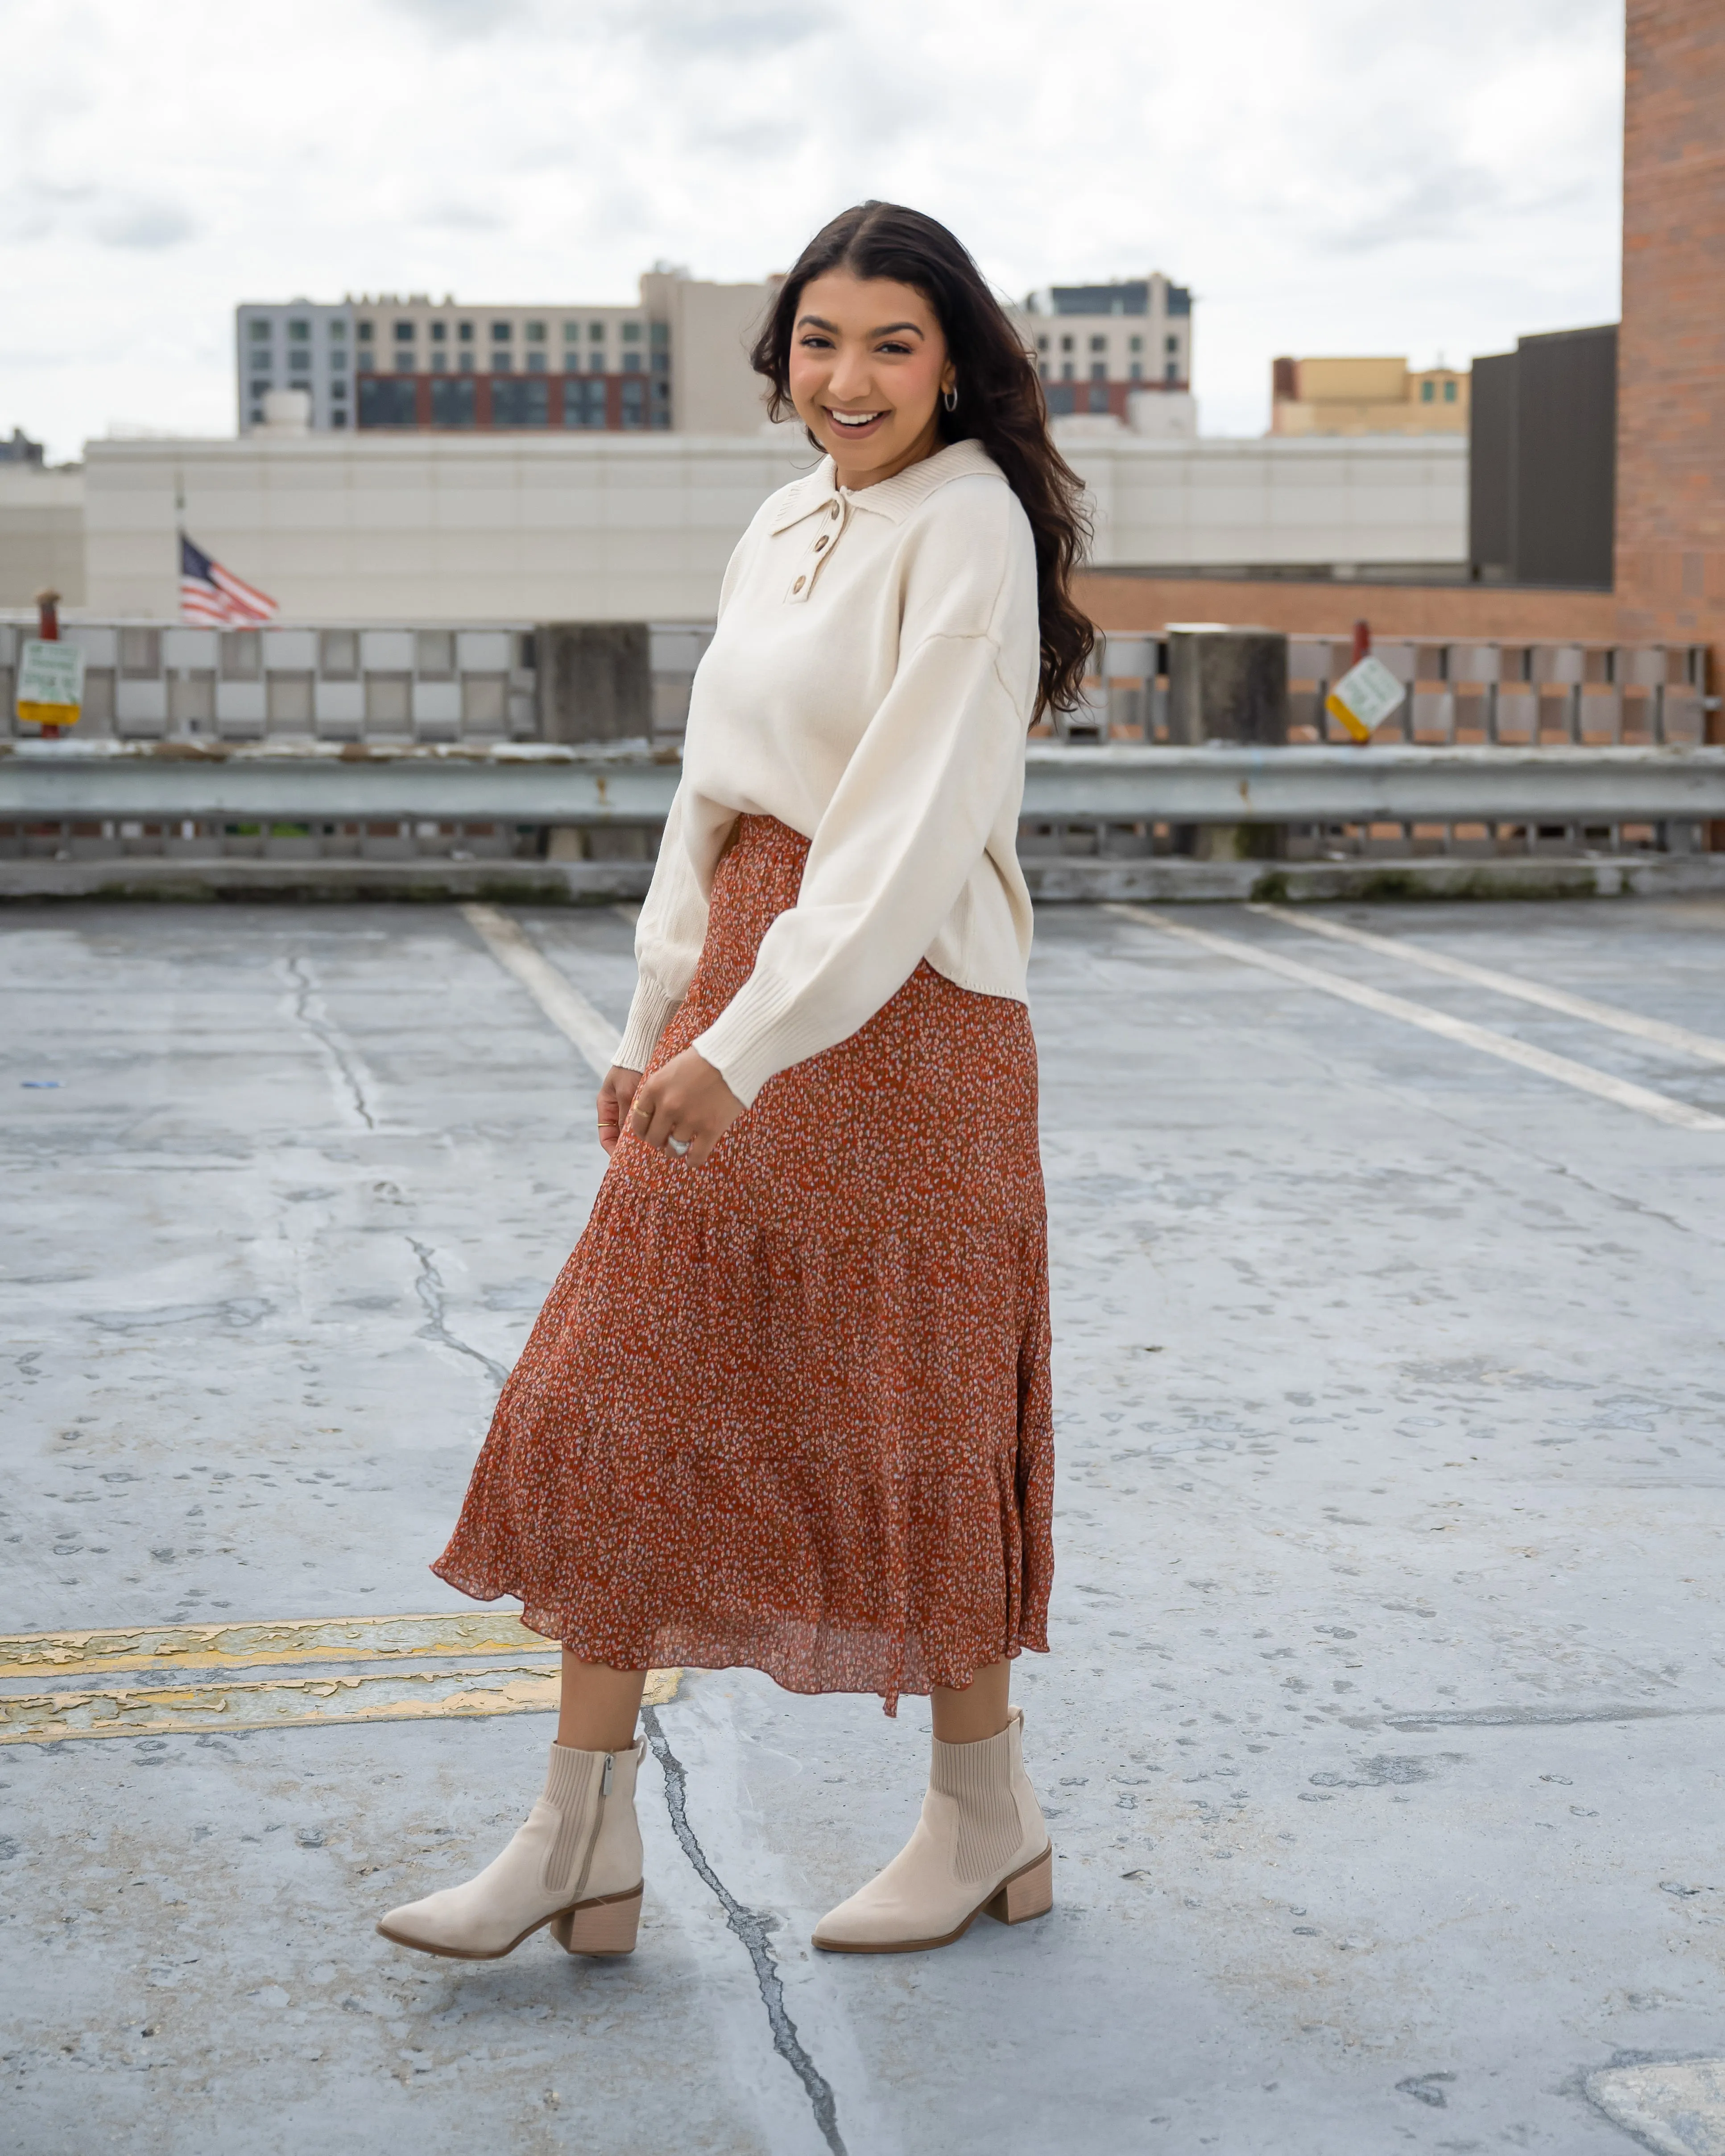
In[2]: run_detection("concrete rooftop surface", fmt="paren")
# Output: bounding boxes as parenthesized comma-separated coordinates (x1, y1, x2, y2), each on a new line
(4, 891, 1725, 2156)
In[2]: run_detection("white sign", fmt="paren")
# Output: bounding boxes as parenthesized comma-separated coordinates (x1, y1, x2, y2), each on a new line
(16, 639, 85, 719)
(1325, 654, 1405, 743)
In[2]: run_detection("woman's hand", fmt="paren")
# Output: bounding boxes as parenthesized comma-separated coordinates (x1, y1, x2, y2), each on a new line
(628, 1048, 745, 1167)
(596, 1066, 644, 1156)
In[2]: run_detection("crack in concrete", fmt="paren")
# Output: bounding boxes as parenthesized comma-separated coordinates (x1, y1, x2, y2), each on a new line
(406, 1240, 509, 1388)
(1386, 1702, 1725, 1730)
(641, 1706, 847, 2156)
(286, 956, 376, 1130)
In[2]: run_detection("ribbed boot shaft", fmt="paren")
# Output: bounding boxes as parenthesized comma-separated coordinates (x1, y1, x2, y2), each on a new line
(930, 1719, 1023, 1885)
(541, 1743, 604, 1895)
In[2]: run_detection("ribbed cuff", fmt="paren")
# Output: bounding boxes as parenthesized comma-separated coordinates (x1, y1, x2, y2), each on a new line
(614, 978, 680, 1074)
(690, 967, 802, 1109)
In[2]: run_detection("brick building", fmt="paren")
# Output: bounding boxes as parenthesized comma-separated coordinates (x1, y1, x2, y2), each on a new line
(1010, 277, 1192, 421)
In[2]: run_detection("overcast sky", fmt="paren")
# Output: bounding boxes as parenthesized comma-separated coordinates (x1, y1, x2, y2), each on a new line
(1, 0, 1623, 461)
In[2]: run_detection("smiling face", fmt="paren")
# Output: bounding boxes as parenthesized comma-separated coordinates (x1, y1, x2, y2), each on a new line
(786, 270, 955, 490)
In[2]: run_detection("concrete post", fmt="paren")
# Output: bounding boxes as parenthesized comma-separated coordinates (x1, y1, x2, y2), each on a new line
(1165, 626, 1290, 859)
(537, 624, 651, 744)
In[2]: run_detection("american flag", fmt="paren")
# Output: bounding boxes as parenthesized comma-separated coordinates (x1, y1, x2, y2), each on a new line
(179, 533, 278, 628)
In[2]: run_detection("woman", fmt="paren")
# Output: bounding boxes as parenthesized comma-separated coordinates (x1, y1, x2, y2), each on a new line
(378, 201, 1092, 1963)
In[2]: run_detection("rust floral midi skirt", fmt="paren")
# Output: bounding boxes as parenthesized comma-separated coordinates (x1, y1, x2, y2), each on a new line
(434, 813, 1054, 1711)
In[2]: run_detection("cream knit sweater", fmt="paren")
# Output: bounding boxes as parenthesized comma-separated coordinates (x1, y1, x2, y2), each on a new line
(614, 436, 1039, 1107)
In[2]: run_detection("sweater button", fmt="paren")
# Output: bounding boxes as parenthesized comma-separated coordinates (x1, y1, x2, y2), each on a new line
(828, 503, 840, 519)
(793, 575, 806, 592)
(814, 535, 829, 551)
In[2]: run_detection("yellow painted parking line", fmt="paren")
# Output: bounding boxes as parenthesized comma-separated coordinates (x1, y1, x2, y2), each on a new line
(0, 1611, 559, 1677)
(0, 1663, 682, 1746)
(1104, 904, 1725, 1134)
(1249, 902, 1725, 1068)
(460, 902, 622, 1077)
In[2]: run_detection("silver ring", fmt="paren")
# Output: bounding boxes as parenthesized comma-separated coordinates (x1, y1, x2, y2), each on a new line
(666, 1136, 691, 1157)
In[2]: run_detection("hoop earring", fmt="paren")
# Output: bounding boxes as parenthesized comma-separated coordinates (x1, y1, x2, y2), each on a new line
(942, 382, 958, 413)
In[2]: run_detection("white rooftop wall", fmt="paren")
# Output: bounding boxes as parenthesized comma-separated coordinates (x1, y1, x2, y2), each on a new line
(76, 431, 1467, 624)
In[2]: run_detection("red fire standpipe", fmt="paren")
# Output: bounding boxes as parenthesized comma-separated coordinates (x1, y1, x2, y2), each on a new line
(1351, 619, 1371, 668)
(34, 586, 62, 739)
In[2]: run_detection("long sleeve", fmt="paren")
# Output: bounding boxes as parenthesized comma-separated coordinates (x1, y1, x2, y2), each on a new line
(612, 518, 764, 1073)
(691, 489, 1036, 1106)
(613, 782, 708, 1071)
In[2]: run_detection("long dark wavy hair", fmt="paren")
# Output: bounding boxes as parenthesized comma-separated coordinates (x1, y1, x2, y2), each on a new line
(750, 202, 1094, 719)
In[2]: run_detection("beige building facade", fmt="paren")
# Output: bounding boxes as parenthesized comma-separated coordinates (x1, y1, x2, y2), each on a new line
(60, 427, 1464, 627)
(237, 271, 776, 438)
(1270, 355, 1470, 436)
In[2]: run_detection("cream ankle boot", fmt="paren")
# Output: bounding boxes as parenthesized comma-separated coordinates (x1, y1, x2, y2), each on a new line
(376, 1736, 645, 1960)
(813, 1706, 1052, 1954)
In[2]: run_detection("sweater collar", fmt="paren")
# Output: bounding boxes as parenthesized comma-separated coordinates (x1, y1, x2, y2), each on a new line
(768, 436, 1002, 534)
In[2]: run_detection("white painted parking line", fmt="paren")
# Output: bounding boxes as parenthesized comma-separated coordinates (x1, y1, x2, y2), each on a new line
(1249, 902, 1725, 1068)
(460, 902, 622, 1077)
(1103, 904, 1725, 1133)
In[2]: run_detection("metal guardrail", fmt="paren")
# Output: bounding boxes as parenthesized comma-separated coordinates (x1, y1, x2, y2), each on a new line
(3, 742, 1722, 824)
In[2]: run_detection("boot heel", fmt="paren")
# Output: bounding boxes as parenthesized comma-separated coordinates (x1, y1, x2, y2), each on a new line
(551, 1883, 642, 1957)
(986, 1846, 1053, 1926)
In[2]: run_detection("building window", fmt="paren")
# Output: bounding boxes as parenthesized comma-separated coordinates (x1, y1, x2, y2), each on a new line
(459, 351, 476, 374)
(1060, 335, 1073, 353)
(623, 351, 642, 373)
(459, 321, 474, 343)
(1090, 361, 1106, 383)
(1089, 335, 1105, 353)
(290, 320, 309, 343)
(563, 348, 583, 373)
(430, 321, 447, 343)
(490, 351, 513, 374)
(620, 377, 646, 427)
(563, 321, 581, 344)
(1129, 334, 1142, 353)
(329, 324, 346, 347)
(1164, 360, 1178, 384)
(1037, 335, 1049, 353)
(358, 377, 419, 427)
(331, 411, 348, 429)
(1061, 361, 1074, 382)
(651, 348, 669, 374)
(492, 377, 549, 427)
(525, 320, 546, 343)
(356, 321, 374, 344)
(395, 351, 416, 372)
(589, 322, 605, 342)
(1129, 360, 1143, 382)
(394, 321, 415, 344)
(527, 351, 547, 373)
(1444, 379, 1457, 402)
(431, 351, 449, 373)
(1046, 382, 1076, 416)
(290, 376, 311, 392)
(621, 322, 642, 344)
(248, 406, 263, 423)
(430, 377, 477, 427)
(491, 320, 512, 343)
(248, 320, 271, 344)
(589, 351, 606, 372)
(249, 378, 270, 397)
(1421, 380, 1435, 402)
(1166, 334, 1178, 355)
(565, 378, 607, 428)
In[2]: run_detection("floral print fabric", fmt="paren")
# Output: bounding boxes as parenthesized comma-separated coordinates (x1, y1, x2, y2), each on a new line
(434, 814, 1055, 1712)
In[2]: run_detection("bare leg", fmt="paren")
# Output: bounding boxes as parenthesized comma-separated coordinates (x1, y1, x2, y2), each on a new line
(558, 1653, 648, 1751)
(930, 1657, 1010, 1744)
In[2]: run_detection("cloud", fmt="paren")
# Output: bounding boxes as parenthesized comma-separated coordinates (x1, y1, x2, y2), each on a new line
(92, 200, 199, 249)
(0, 0, 1624, 458)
